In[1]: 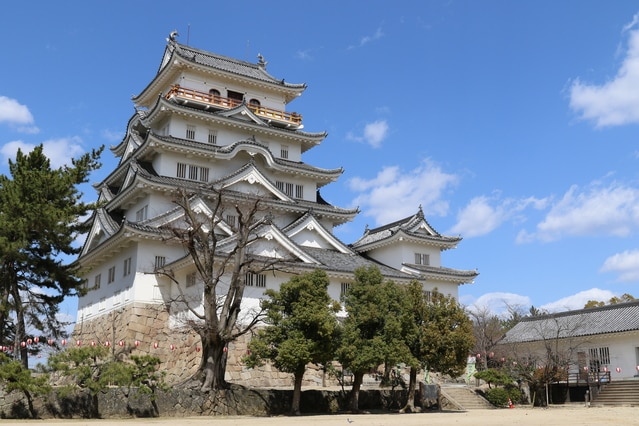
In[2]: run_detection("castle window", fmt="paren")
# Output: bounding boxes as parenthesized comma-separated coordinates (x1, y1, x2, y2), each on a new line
(107, 266, 115, 284)
(245, 272, 266, 288)
(415, 253, 430, 265)
(249, 98, 261, 107)
(178, 163, 209, 182)
(154, 256, 166, 270)
(186, 125, 196, 140)
(280, 145, 289, 159)
(94, 274, 101, 290)
(295, 184, 304, 199)
(186, 272, 197, 288)
(340, 282, 351, 298)
(99, 298, 106, 311)
(423, 290, 432, 303)
(177, 162, 187, 178)
(123, 257, 132, 277)
(227, 90, 244, 102)
(209, 89, 221, 98)
(208, 129, 218, 144)
(135, 205, 148, 222)
(226, 214, 236, 227)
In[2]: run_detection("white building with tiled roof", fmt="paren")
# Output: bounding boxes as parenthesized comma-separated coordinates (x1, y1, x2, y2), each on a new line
(74, 33, 477, 384)
(500, 301, 639, 382)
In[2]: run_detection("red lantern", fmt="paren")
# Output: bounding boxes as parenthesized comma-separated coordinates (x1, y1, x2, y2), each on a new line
(501, 357, 506, 363)
(489, 352, 494, 358)
(105, 341, 111, 347)
(223, 346, 228, 353)
(603, 366, 609, 372)
(476, 353, 481, 359)
(616, 367, 621, 373)
(34, 337, 39, 344)
(153, 342, 159, 349)
(196, 347, 201, 352)
(118, 340, 125, 347)
(583, 366, 589, 372)
(90, 341, 96, 347)
(170, 344, 175, 351)
(47, 339, 54, 345)
(135, 340, 140, 347)
(26, 339, 32, 345)
(61, 339, 67, 346)
(76, 340, 82, 346)
(20, 341, 26, 348)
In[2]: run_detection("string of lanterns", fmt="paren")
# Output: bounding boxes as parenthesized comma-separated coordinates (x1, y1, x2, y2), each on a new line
(0, 338, 216, 353)
(472, 352, 639, 375)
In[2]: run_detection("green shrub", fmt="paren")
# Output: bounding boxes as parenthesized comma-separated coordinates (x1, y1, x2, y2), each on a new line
(485, 387, 509, 406)
(484, 386, 523, 407)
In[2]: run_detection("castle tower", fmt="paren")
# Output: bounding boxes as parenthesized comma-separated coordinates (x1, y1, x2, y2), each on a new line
(75, 33, 477, 385)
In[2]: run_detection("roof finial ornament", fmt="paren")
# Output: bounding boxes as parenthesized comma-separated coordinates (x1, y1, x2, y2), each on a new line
(257, 53, 267, 69)
(167, 30, 179, 43)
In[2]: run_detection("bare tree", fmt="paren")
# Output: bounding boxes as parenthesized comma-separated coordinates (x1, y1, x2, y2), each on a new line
(468, 305, 504, 370)
(501, 313, 594, 405)
(159, 187, 285, 390)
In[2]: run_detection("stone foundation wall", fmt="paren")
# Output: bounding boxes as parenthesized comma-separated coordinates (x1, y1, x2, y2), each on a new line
(0, 385, 427, 419)
(72, 303, 337, 387)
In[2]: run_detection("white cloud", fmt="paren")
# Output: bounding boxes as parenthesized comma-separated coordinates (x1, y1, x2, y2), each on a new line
(569, 17, 639, 127)
(347, 119, 389, 148)
(540, 288, 617, 313)
(0, 96, 39, 133)
(0, 137, 85, 169)
(466, 288, 618, 318)
(348, 158, 458, 225)
(518, 181, 639, 243)
(450, 194, 548, 238)
(348, 27, 384, 50)
(101, 129, 124, 143)
(467, 292, 532, 317)
(600, 249, 639, 282)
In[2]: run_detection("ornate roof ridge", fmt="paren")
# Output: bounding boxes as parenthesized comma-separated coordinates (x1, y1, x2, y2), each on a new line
(172, 41, 307, 90)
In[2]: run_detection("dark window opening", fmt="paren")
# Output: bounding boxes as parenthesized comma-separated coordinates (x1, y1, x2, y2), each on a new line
(227, 90, 244, 102)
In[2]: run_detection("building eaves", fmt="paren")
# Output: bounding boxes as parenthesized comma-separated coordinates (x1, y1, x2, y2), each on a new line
(291, 247, 416, 281)
(501, 301, 639, 344)
(172, 42, 306, 91)
(403, 263, 478, 283)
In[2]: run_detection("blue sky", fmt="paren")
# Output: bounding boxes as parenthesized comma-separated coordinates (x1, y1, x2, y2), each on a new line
(2, 1, 639, 321)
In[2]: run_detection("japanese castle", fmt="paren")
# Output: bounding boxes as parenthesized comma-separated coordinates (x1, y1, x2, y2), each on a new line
(74, 32, 478, 384)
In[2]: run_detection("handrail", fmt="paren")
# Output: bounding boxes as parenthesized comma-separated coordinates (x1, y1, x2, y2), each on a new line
(165, 85, 302, 126)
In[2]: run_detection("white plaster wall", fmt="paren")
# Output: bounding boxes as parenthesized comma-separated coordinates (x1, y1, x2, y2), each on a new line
(77, 245, 139, 322)
(366, 242, 442, 270)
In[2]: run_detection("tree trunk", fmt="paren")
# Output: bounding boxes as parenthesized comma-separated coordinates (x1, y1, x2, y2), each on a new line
(291, 369, 304, 415)
(11, 285, 27, 369)
(400, 366, 418, 413)
(349, 371, 364, 413)
(199, 335, 228, 391)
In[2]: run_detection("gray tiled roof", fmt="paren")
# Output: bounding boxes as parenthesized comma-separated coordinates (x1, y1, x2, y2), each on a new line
(405, 263, 479, 280)
(295, 247, 415, 280)
(501, 301, 639, 343)
(351, 208, 461, 249)
(173, 42, 306, 90)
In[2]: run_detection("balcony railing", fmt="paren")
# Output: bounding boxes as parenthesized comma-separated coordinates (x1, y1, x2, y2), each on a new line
(165, 85, 303, 128)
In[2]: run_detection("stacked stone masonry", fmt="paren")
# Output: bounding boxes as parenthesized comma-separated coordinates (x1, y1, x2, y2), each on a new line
(72, 303, 335, 387)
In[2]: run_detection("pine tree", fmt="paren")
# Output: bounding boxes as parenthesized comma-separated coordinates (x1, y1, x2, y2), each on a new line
(244, 269, 340, 415)
(0, 144, 102, 368)
(337, 266, 410, 413)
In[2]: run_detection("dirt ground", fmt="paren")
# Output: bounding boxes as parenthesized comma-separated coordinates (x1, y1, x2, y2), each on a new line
(0, 405, 637, 426)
